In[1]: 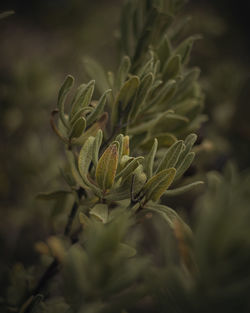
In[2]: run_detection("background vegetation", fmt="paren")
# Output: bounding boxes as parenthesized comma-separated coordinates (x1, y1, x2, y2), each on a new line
(0, 0, 249, 312)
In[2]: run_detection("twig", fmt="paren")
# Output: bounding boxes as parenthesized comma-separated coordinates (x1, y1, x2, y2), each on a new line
(19, 188, 85, 313)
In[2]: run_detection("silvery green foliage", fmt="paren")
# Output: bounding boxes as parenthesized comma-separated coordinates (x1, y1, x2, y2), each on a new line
(148, 165, 250, 313)
(84, 0, 205, 150)
(3, 1, 206, 313)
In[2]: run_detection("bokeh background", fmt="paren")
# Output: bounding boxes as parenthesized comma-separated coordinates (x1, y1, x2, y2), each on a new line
(0, 0, 249, 295)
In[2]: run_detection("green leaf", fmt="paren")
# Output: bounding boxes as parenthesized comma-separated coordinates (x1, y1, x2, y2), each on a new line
(176, 133, 197, 167)
(83, 57, 109, 94)
(66, 150, 89, 190)
(119, 243, 137, 258)
(144, 203, 181, 228)
(78, 136, 95, 181)
(70, 80, 95, 119)
(69, 117, 86, 139)
(112, 76, 140, 126)
(131, 164, 147, 198)
(143, 168, 176, 201)
(175, 35, 201, 65)
(79, 212, 90, 228)
(162, 54, 181, 81)
(57, 75, 74, 128)
(164, 181, 204, 196)
(172, 68, 201, 104)
(116, 55, 131, 90)
(70, 106, 94, 127)
(95, 144, 119, 191)
(175, 152, 195, 180)
(90, 204, 108, 223)
(156, 140, 184, 172)
(92, 129, 103, 168)
(144, 138, 158, 178)
(118, 76, 140, 111)
(122, 135, 130, 156)
(174, 99, 201, 120)
(86, 89, 111, 127)
(130, 72, 154, 119)
(116, 157, 143, 181)
(155, 112, 189, 133)
(148, 79, 176, 109)
(0, 10, 14, 19)
(78, 137, 103, 196)
(71, 112, 108, 146)
(36, 190, 71, 201)
(141, 133, 177, 149)
(157, 35, 171, 68)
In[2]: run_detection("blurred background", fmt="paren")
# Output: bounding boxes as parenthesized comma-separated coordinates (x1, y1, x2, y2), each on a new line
(0, 0, 249, 294)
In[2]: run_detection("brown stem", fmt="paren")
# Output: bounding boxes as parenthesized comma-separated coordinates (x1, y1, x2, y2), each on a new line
(20, 188, 85, 313)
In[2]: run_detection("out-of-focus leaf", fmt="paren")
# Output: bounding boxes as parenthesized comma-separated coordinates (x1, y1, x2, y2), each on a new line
(119, 243, 137, 258)
(162, 54, 181, 81)
(90, 204, 109, 223)
(0, 10, 14, 19)
(36, 190, 71, 201)
(83, 57, 109, 94)
(175, 35, 201, 65)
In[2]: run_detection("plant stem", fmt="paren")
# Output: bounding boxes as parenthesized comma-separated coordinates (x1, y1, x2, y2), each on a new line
(19, 188, 85, 313)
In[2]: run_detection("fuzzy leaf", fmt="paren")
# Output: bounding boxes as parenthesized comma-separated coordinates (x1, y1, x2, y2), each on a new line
(86, 89, 112, 127)
(143, 168, 176, 201)
(116, 157, 143, 181)
(144, 138, 158, 178)
(78, 136, 95, 181)
(70, 80, 95, 119)
(176, 133, 197, 167)
(175, 35, 201, 65)
(119, 243, 137, 258)
(83, 57, 109, 94)
(115, 76, 140, 113)
(164, 181, 204, 196)
(116, 56, 131, 90)
(70, 106, 94, 127)
(162, 54, 181, 81)
(69, 117, 86, 139)
(72, 112, 108, 146)
(157, 140, 184, 172)
(92, 129, 103, 168)
(66, 150, 89, 189)
(176, 152, 195, 180)
(130, 72, 154, 119)
(95, 144, 119, 190)
(57, 75, 74, 128)
(144, 203, 182, 228)
(36, 190, 71, 201)
(157, 35, 171, 68)
(79, 212, 90, 228)
(122, 135, 130, 156)
(90, 204, 108, 223)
